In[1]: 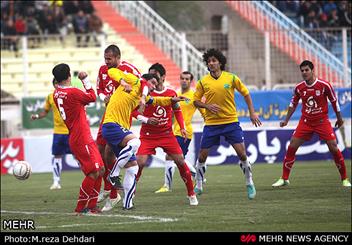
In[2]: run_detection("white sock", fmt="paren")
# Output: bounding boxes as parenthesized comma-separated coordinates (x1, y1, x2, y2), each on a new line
(164, 160, 176, 189)
(239, 159, 254, 185)
(195, 160, 206, 189)
(185, 160, 196, 177)
(52, 157, 62, 184)
(123, 165, 138, 209)
(110, 138, 140, 177)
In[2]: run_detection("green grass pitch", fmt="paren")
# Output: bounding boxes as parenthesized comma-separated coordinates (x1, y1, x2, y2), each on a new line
(1, 160, 351, 232)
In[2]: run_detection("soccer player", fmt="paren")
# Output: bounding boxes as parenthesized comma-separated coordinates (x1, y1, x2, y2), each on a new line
(193, 48, 262, 199)
(154, 71, 205, 193)
(272, 60, 351, 188)
(31, 78, 71, 190)
(96, 44, 141, 212)
(102, 68, 185, 209)
(52, 63, 104, 214)
(134, 64, 198, 205)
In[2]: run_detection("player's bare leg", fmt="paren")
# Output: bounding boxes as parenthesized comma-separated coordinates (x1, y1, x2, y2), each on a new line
(194, 148, 210, 195)
(97, 144, 110, 202)
(136, 154, 149, 181)
(272, 137, 305, 187)
(326, 139, 351, 187)
(232, 142, 256, 199)
(169, 153, 198, 205)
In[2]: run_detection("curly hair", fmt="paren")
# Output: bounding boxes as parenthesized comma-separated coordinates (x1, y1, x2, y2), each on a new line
(203, 48, 227, 71)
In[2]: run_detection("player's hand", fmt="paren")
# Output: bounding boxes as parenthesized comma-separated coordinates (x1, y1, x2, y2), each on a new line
(120, 79, 132, 92)
(206, 104, 221, 114)
(250, 112, 262, 127)
(180, 129, 187, 142)
(78, 71, 88, 80)
(138, 96, 146, 114)
(147, 117, 159, 125)
(104, 95, 111, 104)
(280, 120, 288, 127)
(335, 118, 344, 128)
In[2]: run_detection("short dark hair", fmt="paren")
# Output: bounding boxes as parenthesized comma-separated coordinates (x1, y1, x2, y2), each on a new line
(52, 78, 57, 88)
(104, 44, 121, 57)
(300, 60, 314, 70)
(180, 71, 194, 81)
(52, 63, 70, 83)
(142, 73, 159, 82)
(149, 63, 166, 77)
(203, 48, 227, 71)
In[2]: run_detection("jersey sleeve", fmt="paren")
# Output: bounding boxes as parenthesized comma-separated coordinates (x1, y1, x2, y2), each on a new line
(44, 94, 52, 112)
(108, 68, 140, 86)
(148, 96, 172, 106)
(194, 80, 205, 101)
(324, 82, 340, 113)
(233, 74, 249, 97)
(74, 88, 97, 105)
(289, 86, 300, 108)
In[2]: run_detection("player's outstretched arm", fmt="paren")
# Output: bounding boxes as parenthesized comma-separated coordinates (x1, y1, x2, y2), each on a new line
(280, 106, 296, 127)
(30, 110, 49, 120)
(244, 94, 261, 127)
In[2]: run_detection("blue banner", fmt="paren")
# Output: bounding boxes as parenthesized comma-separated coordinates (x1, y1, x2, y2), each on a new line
(194, 128, 351, 164)
(235, 88, 351, 122)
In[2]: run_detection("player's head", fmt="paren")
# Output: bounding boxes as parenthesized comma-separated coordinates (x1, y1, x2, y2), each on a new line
(203, 48, 226, 72)
(149, 63, 166, 84)
(180, 71, 193, 91)
(104, 44, 121, 69)
(299, 60, 314, 81)
(52, 78, 58, 89)
(142, 73, 159, 92)
(52, 63, 71, 84)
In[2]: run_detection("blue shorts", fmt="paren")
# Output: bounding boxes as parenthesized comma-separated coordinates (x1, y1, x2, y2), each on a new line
(200, 122, 244, 149)
(176, 136, 191, 157)
(52, 134, 71, 155)
(102, 123, 136, 161)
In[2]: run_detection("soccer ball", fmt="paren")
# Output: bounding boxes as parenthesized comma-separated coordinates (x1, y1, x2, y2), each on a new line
(13, 161, 32, 180)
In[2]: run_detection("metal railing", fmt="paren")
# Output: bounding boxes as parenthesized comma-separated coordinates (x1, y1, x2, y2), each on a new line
(108, 1, 208, 80)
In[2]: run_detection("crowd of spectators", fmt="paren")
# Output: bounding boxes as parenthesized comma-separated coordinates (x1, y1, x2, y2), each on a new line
(270, 0, 351, 29)
(1, 0, 103, 52)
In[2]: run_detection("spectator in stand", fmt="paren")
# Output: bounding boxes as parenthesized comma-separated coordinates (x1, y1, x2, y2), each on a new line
(88, 12, 103, 47)
(73, 10, 90, 47)
(338, 1, 351, 27)
(79, 0, 94, 15)
(3, 19, 18, 52)
(14, 14, 26, 36)
(323, 0, 337, 16)
(328, 9, 341, 27)
(26, 15, 41, 48)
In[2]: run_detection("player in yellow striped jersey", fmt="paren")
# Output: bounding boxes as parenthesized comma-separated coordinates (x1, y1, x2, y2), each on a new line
(31, 78, 71, 190)
(155, 71, 206, 193)
(102, 68, 185, 209)
(193, 49, 262, 199)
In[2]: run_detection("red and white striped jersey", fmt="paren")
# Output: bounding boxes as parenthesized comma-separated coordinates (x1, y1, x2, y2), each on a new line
(290, 78, 339, 121)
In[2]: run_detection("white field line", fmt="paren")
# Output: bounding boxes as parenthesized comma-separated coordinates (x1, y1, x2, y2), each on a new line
(1, 210, 178, 225)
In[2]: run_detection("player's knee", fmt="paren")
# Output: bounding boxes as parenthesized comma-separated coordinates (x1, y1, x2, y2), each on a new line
(126, 164, 139, 175)
(128, 138, 141, 152)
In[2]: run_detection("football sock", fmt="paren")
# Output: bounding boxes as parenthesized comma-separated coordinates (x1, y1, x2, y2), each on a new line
(239, 159, 254, 185)
(195, 160, 206, 189)
(110, 138, 140, 177)
(123, 165, 138, 209)
(177, 162, 195, 196)
(185, 160, 196, 177)
(165, 160, 176, 189)
(282, 146, 297, 180)
(75, 175, 95, 212)
(333, 149, 347, 180)
(52, 157, 62, 184)
(108, 161, 118, 198)
(87, 175, 102, 209)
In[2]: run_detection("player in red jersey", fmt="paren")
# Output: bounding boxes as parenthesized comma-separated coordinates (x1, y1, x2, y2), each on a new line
(52, 63, 105, 214)
(272, 60, 351, 188)
(96, 44, 142, 212)
(135, 63, 198, 206)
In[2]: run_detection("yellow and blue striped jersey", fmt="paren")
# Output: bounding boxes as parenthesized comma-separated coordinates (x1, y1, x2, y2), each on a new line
(194, 71, 249, 125)
(44, 93, 69, 134)
(173, 89, 205, 139)
(104, 68, 174, 129)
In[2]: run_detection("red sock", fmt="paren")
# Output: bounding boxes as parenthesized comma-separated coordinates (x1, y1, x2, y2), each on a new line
(282, 146, 297, 180)
(103, 167, 112, 191)
(136, 165, 144, 182)
(75, 175, 96, 212)
(333, 150, 347, 180)
(87, 175, 102, 209)
(177, 163, 195, 196)
(108, 161, 118, 199)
